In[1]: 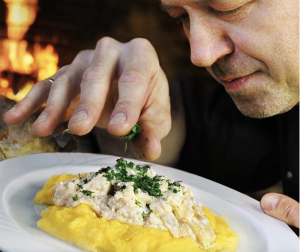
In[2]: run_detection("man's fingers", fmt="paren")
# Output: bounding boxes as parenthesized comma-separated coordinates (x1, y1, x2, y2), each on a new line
(132, 120, 169, 161)
(4, 36, 171, 163)
(3, 66, 72, 127)
(107, 39, 171, 161)
(107, 38, 163, 136)
(32, 52, 94, 136)
(68, 38, 122, 135)
(261, 193, 300, 228)
(3, 78, 52, 125)
(131, 69, 171, 161)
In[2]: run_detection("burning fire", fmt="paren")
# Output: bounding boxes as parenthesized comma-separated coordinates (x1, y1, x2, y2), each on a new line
(0, 0, 59, 102)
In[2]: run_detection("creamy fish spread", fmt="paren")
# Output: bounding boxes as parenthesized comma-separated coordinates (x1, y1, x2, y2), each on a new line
(53, 158, 216, 249)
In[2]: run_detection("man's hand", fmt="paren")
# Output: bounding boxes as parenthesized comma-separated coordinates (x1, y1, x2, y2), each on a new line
(261, 193, 299, 228)
(4, 37, 171, 161)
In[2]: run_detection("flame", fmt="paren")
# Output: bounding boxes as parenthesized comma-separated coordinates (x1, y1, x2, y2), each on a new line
(4, 81, 34, 101)
(4, 0, 38, 40)
(33, 43, 59, 81)
(0, 0, 59, 102)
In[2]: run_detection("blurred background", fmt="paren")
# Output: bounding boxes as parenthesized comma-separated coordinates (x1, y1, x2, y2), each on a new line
(0, 0, 214, 104)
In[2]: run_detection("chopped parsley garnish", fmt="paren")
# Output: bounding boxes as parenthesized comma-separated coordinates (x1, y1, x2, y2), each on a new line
(72, 194, 79, 201)
(123, 124, 141, 142)
(95, 167, 111, 176)
(127, 161, 135, 169)
(122, 124, 141, 154)
(172, 181, 182, 187)
(120, 184, 127, 190)
(132, 174, 163, 197)
(135, 200, 142, 207)
(167, 180, 182, 187)
(103, 170, 115, 181)
(141, 211, 146, 218)
(141, 209, 153, 218)
(74, 158, 182, 203)
(167, 180, 181, 193)
(95, 158, 164, 197)
(80, 190, 94, 197)
(135, 165, 149, 175)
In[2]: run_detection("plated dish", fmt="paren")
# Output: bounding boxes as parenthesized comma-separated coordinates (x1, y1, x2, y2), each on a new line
(0, 153, 299, 252)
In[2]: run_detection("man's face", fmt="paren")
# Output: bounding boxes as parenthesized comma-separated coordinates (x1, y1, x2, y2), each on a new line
(161, 0, 299, 118)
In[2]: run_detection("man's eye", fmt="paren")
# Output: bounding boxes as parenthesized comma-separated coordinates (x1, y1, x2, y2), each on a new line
(211, 5, 244, 16)
(209, 1, 254, 21)
(176, 13, 189, 25)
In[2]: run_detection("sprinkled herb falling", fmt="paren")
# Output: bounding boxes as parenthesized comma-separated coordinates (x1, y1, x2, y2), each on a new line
(123, 124, 141, 142)
(123, 124, 142, 154)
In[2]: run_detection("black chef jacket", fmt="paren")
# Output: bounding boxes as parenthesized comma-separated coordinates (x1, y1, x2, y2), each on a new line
(175, 76, 299, 201)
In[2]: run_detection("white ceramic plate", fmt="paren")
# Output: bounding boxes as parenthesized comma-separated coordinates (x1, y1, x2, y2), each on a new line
(0, 153, 299, 252)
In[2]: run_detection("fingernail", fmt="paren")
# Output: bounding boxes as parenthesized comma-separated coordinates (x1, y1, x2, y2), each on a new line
(33, 112, 48, 125)
(262, 194, 280, 210)
(69, 111, 88, 124)
(108, 113, 127, 126)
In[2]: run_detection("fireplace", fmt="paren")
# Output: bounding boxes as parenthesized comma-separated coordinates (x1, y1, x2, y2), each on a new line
(0, 0, 212, 103)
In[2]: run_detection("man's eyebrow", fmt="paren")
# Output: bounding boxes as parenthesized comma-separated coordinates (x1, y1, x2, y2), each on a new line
(160, 0, 223, 11)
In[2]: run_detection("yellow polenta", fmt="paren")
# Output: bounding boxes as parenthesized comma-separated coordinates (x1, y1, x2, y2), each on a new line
(35, 173, 238, 252)
(35, 173, 84, 205)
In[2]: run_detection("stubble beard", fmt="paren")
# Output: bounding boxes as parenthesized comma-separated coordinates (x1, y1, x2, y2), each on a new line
(229, 86, 299, 118)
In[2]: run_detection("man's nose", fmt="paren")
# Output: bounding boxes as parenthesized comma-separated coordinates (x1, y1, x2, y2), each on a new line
(188, 19, 233, 67)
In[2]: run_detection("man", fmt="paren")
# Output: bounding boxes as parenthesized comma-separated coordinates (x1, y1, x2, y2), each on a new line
(4, 0, 299, 229)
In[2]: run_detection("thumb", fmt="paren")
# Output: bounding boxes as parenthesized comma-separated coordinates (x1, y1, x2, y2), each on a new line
(260, 193, 299, 228)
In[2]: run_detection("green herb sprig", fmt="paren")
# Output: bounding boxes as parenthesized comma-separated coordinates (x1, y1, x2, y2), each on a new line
(80, 190, 94, 197)
(72, 194, 79, 201)
(123, 124, 141, 142)
(96, 158, 164, 197)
